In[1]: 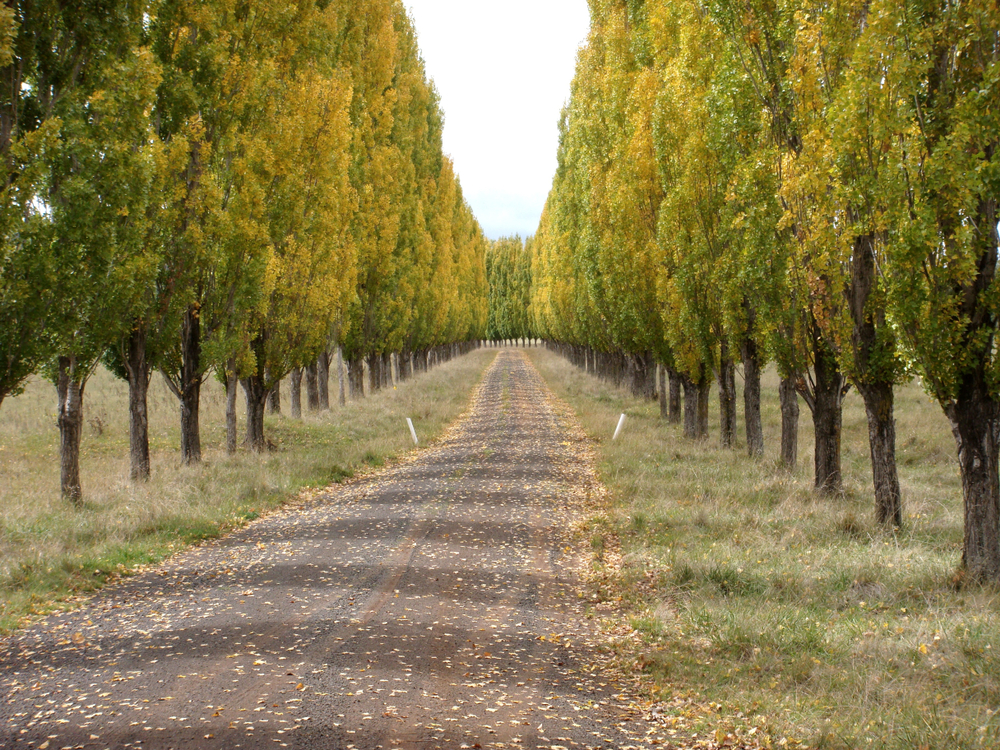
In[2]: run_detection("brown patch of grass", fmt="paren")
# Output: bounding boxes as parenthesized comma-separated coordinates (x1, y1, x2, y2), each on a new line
(528, 347, 1000, 750)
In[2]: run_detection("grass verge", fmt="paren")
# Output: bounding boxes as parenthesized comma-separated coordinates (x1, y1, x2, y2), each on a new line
(0, 349, 497, 633)
(528, 346, 1000, 750)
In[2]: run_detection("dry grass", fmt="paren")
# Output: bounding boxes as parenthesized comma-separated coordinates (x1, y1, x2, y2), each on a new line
(528, 347, 1000, 750)
(0, 349, 497, 632)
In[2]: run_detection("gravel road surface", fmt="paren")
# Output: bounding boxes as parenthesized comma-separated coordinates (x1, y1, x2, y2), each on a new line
(1, 350, 670, 749)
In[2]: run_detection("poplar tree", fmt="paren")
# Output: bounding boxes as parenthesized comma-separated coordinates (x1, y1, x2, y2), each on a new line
(27, 0, 162, 502)
(239, 61, 356, 452)
(710, 0, 852, 491)
(652, 0, 734, 442)
(339, 0, 406, 391)
(0, 4, 54, 410)
(148, 0, 284, 464)
(781, 0, 909, 525)
(880, 0, 999, 576)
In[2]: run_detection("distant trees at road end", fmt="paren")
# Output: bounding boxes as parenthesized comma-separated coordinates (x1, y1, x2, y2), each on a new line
(486, 236, 534, 346)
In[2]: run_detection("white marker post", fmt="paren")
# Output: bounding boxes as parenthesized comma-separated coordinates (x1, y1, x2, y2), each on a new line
(612, 413, 627, 441)
(406, 417, 419, 446)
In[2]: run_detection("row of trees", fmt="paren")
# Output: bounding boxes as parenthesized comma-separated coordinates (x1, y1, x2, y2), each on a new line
(0, 0, 488, 502)
(485, 236, 533, 343)
(526, 0, 999, 579)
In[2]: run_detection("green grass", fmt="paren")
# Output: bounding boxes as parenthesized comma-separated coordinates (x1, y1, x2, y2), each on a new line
(0, 349, 497, 633)
(528, 347, 1000, 750)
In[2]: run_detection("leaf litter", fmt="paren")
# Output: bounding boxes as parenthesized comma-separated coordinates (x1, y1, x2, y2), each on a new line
(0, 350, 746, 749)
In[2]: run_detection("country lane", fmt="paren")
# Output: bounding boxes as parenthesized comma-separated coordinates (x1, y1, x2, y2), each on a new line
(1, 350, 671, 749)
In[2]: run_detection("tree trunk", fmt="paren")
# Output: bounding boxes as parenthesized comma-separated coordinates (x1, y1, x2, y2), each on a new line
(697, 375, 711, 439)
(241, 374, 269, 453)
(124, 326, 152, 482)
(658, 365, 668, 419)
(859, 380, 903, 528)
(225, 365, 238, 455)
(668, 368, 682, 424)
(317, 350, 330, 410)
(56, 355, 85, 505)
(742, 337, 764, 457)
(337, 347, 346, 405)
(947, 374, 1000, 582)
(718, 340, 737, 449)
(849, 232, 901, 526)
(629, 352, 654, 399)
(382, 352, 392, 389)
(643, 352, 657, 399)
(367, 353, 381, 394)
(266, 371, 281, 415)
(348, 356, 365, 398)
(305, 362, 320, 411)
(290, 368, 302, 419)
(812, 344, 846, 494)
(682, 375, 699, 440)
(780, 376, 799, 469)
(179, 305, 202, 465)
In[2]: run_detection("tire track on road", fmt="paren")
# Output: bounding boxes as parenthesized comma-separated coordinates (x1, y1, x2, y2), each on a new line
(0, 350, 670, 750)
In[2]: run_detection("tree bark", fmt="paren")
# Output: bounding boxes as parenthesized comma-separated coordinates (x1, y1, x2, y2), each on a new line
(124, 326, 152, 482)
(682, 375, 708, 440)
(290, 368, 302, 419)
(337, 347, 346, 405)
(179, 305, 202, 465)
(697, 375, 711, 439)
(628, 352, 655, 399)
(266, 371, 281, 415)
(348, 356, 365, 397)
(56, 355, 85, 505)
(668, 368, 682, 424)
(305, 362, 320, 411)
(382, 352, 392, 389)
(317, 350, 330, 410)
(849, 231, 901, 526)
(718, 340, 737, 449)
(947, 374, 1000, 582)
(241, 374, 269, 453)
(780, 376, 799, 469)
(742, 337, 764, 458)
(367, 352, 381, 394)
(859, 380, 903, 528)
(811, 343, 846, 494)
(225, 365, 238, 455)
(644, 352, 657, 399)
(658, 364, 668, 419)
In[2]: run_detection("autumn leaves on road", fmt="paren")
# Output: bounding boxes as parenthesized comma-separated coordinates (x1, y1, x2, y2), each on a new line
(1, 351, 674, 750)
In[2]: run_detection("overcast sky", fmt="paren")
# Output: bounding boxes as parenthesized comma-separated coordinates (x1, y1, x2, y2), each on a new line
(403, 1, 591, 241)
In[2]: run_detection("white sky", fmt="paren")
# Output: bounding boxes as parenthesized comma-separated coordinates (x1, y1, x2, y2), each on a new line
(403, 1, 591, 241)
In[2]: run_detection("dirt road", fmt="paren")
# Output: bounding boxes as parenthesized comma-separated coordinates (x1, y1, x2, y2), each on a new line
(1, 351, 668, 749)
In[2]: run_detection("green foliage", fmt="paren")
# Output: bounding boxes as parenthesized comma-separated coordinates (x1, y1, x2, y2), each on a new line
(0, 1, 163, 393)
(879, 0, 1000, 406)
(525, 0, 1000, 561)
(486, 236, 533, 341)
(339, 1, 487, 363)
